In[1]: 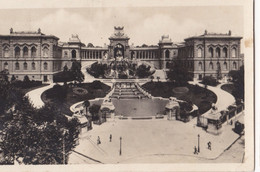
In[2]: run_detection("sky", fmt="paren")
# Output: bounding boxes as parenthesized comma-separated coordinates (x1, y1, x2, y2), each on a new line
(0, 6, 243, 47)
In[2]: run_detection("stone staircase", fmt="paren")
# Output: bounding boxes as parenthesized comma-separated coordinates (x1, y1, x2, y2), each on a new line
(110, 82, 147, 99)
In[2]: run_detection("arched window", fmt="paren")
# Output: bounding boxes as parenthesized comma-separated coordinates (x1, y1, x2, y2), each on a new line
(23, 47, 28, 57)
(198, 48, 202, 58)
(15, 47, 20, 58)
(72, 50, 76, 58)
(209, 47, 213, 58)
(43, 47, 49, 57)
(44, 62, 48, 70)
(223, 47, 227, 58)
(4, 62, 8, 70)
(32, 62, 36, 70)
(31, 47, 37, 57)
(3, 47, 10, 57)
(198, 62, 202, 70)
(233, 62, 237, 69)
(209, 62, 213, 70)
(165, 50, 170, 58)
(15, 62, 19, 70)
(23, 62, 28, 70)
(224, 62, 227, 70)
(216, 47, 220, 58)
(217, 62, 220, 69)
(231, 48, 237, 58)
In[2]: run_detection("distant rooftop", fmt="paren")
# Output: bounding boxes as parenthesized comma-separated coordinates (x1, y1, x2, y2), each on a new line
(9, 28, 45, 36)
(185, 30, 242, 40)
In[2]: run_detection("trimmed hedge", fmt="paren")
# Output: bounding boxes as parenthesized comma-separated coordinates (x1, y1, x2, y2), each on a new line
(12, 80, 43, 89)
(53, 71, 74, 83)
(201, 76, 219, 86)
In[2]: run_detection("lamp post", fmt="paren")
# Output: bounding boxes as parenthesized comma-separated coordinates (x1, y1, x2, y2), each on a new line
(198, 134, 200, 153)
(119, 137, 122, 156)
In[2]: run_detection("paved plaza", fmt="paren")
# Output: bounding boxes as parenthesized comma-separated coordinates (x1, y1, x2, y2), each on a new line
(68, 112, 244, 164)
(25, 71, 245, 164)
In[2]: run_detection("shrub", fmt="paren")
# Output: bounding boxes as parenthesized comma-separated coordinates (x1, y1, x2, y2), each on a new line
(89, 104, 101, 121)
(53, 71, 74, 83)
(12, 80, 42, 89)
(23, 75, 30, 82)
(202, 76, 218, 86)
(88, 62, 107, 78)
(91, 80, 103, 89)
(136, 64, 152, 78)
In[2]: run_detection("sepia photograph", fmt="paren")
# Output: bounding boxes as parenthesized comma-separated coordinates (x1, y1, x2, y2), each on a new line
(0, 0, 254, 171)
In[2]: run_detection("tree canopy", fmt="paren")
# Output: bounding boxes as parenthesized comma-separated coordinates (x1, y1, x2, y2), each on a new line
(136, 64, 152, 78)
(167, 65, 191, 86)
(71, 61, 84, 83)
(0, 82, 80, 164)
(228, 65, 244, 100)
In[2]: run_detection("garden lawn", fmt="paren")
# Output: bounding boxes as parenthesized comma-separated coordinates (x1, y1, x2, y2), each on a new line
(41, 82, 111, 116)
(221, 84, 235, 95)
(142, 82, 217, 114)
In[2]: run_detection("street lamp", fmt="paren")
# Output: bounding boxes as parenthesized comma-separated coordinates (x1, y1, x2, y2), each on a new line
(119, 137, 122, 156)
(198, 134, 200, 153)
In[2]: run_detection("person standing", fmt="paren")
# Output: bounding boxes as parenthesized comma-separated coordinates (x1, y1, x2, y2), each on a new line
(109, 134, 112, 142)
(194, 146, 198, 154)
(97, 136, 101, 145)
(207, 141, 211, 150)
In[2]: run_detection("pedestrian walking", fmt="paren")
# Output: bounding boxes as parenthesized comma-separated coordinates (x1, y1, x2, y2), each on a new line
(207, 141, 211, 150)
(109, 134, 112, 142)
(194, 146, 198, 154)
(97, 136, 101, 145)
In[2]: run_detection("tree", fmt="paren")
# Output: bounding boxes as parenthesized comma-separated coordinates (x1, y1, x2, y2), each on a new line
(89, 104, 101, 121)
(87, 43, 94, 47)
(23, 75, 30, 82)
(156, 76, 160, 82)
(83, 100, 90, 109)
(11, 75, 16, 82)
(0, 69, 9, 83)
(229, 65, 244, 101)
(63, 64, 68, 72)
(136, 64, 151, 78)
(216, 65, 222, 80)
(167, 65, 191, 86)
(202, 76, 218, 86)
(0, 84, 80, 164)
(70, 61, 84, 83)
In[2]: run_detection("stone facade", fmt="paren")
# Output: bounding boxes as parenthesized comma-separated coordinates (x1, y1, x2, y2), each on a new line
(177, 30, 243, 80)
(0, 27, 243, 82)
(0, 28, 62, 82)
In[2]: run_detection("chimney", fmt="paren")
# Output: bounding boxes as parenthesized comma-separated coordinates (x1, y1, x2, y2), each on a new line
(228, 30, 231, 35)
(204, 30, 208, 35)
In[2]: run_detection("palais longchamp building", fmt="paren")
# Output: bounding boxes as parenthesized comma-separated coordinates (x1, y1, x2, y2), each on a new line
(0, 26, 243, 82)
